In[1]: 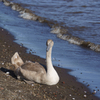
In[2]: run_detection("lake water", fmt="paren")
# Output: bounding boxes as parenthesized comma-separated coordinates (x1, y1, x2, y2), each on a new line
(0, 0, 100, 98)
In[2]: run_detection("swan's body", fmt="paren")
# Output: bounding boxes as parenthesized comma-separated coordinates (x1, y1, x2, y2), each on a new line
(11, 39, 59, 85)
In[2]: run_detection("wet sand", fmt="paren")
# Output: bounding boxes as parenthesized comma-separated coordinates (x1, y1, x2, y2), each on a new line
(0, 27, 99, 100)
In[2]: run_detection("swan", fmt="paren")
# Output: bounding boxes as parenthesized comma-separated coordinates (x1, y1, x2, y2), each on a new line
(11, 39, 60, 85)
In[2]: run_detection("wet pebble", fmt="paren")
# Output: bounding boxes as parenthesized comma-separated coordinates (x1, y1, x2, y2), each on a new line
(92, 90, 96, 94)
(58, 64, 60, 66)
(87, 84, 90, 86)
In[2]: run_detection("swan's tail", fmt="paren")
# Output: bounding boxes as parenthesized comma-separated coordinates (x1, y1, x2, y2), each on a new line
(11, 52, 24, 69)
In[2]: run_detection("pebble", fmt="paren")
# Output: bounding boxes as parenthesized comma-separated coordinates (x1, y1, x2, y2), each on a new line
(92, 90, 96, 94)
(72, 98, 75, 100)
(84, 95, 87, 98)
(58, 64, 60, 66)
(32, 84, 34, 86)
(84, 91, 87, 93)
(19, 90, 21, 92)
(56, 86, 59, 88)
(2, 62, 4, 65)
(6, 72, 10, 75)
(0, 87, 4, 90)
(69, 94, 72, 96)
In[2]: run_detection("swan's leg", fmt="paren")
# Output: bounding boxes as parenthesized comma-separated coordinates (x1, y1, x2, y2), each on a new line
(24, 80, 34, 84)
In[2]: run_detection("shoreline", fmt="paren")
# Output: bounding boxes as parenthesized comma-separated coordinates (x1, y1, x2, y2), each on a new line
(0, 27, 99, 100)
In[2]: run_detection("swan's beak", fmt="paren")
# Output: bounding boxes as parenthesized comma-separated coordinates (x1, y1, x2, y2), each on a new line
(46, 44, 51, 52)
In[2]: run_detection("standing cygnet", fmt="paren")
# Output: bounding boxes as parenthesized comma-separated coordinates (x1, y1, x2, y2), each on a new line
(11, 39, 59, 85)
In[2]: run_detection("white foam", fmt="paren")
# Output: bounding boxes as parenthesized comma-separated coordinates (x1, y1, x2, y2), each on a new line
(90, 45, 100, 52)
(11, 4, 20, 11)
(3, 2, 10, 6)
(57, 33, 62, 38)
(31, 14, 38, 21)
(19, 13, 33, 20)
(60, 35, 70, 40)
(11, 5, 16, 10)
(19, 10, 25, 14)
(68, 38, 81, 45)
(50, 27, 61, 34)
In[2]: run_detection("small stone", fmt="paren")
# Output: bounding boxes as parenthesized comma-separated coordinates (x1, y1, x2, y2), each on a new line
(92, 90, 96, 94)
(58, 64, 60, 66)
(6, 72, 10, 75)
(19, 90, 21, 92)
(32, 84, 34, 86)
(69, 94, 72, 96)
(0, 87, 4, 90)
(72, 98, 75, 100)
(84, 95, 87, 98)
(84, 91, 87, 93)
(2, 62, 4, 65)
(56, 86, 59, 88)
(62, 81, 65, 84)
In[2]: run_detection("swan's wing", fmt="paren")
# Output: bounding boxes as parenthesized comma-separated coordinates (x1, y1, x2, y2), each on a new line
(21, 61, 46, 72)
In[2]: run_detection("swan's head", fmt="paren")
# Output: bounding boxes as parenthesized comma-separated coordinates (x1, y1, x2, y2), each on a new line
(46, 39, 54, 51)
(11, 52, 24, 69)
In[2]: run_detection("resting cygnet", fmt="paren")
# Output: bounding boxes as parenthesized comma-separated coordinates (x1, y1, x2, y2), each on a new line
(11, 39, 59, 85)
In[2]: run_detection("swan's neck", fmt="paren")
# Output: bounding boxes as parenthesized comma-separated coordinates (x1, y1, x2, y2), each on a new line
(46, 47, 54, 74)
(45, 46, 59, 85)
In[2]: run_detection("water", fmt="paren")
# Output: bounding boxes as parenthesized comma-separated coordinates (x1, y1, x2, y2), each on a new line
(0, 0, 100, 98)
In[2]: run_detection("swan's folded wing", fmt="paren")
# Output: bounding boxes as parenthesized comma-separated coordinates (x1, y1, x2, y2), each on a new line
(21, 61, 46, 73)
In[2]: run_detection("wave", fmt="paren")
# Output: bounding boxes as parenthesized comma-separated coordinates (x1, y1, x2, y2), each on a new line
(1, 0, 100, 52)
